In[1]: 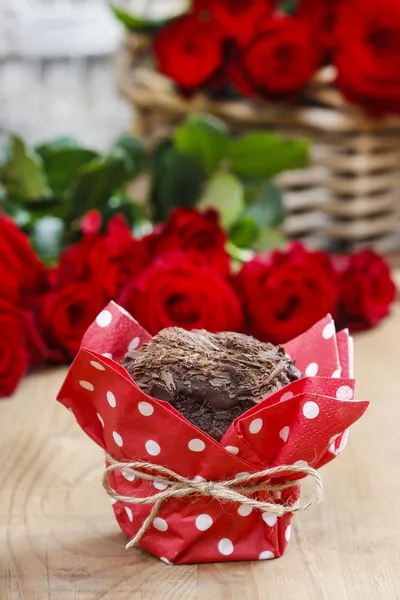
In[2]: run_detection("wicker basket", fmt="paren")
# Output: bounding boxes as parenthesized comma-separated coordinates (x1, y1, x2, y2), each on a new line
(116, 33, 400, 253)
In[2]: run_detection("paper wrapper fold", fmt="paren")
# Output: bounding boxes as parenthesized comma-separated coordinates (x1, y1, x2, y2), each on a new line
(57, 302, 368, 564)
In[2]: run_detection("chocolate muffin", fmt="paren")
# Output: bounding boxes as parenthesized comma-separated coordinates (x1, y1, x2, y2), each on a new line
(122, 328, 302, 441)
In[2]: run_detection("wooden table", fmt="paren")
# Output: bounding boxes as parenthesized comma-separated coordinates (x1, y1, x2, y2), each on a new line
(1, 305, 400, 600)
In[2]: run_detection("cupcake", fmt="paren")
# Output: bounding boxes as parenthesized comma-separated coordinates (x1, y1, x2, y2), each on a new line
(122, 328, 302, 441)
(57, 301, 368, 565)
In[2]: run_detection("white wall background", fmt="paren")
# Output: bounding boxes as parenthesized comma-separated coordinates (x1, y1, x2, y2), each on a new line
(0, 0, 186, 148)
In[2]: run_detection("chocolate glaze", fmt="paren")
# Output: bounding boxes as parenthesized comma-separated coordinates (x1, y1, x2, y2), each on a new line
(122, 328, 302, 441)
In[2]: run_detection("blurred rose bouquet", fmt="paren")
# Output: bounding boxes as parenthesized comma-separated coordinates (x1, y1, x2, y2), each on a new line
(113, 0, 400, 116)
(0, 207, 395, 398)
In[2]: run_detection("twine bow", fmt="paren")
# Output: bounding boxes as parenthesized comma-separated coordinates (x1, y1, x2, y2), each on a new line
(103, 454, 323, 550)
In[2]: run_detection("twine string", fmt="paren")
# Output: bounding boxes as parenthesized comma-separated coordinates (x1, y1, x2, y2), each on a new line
(103, 454, 323, 550)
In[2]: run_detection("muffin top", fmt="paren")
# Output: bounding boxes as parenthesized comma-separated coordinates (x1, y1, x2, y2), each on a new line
(122, 327, 302, 441)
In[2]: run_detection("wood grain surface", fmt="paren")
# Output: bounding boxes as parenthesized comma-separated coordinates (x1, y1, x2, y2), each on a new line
(1, 301, 400, 599)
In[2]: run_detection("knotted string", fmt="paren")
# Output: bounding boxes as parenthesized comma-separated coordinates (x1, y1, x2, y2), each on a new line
(103, 454, 323, 550)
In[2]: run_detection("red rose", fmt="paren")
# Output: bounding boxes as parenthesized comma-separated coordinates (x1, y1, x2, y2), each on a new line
(0, 300, 45, 396)
(0, 300, 27, 396)
(333, 0, 400, 115)
(50, 237, 93, 288)
(119, 252, 243, 335)
(236, 242, 339, 343)
(333, 250, 396, 331)
(230, 14, 320, 100)
(53, 213, 150, 300)
(0, 213, 48, 307)
(153, 13, 225, 90)
(87, 215, 151, 299)
(146, 208, 230, 277)
(80, 209, 102, 235)
(297, 0, 342, 49)
(194, 0, 273, 44)
(40, 281, 108, 361)
(23, 311, 48, 368)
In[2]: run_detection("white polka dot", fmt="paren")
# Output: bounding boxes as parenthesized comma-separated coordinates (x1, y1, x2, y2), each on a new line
(107, 391, 116, 408)
(79, 380, 94, 391)
(122, 468, 135, 482)
(113, 431, 123, 447)
(273, 491, 282, 500)
(153, 518, 168, 532)
(285, 525, 292, 542)
(194, 475, 206, 483)
(153, 481, 169, 491)
(238, 504, 253, 517)
(97, 413, 104, 427)
(279, 426, 290, 442)
(305, 362, 319, 377)
(336, 385, 353, 401)
(294, 460, 309, 469)
(160, 557, 171, 565)
(218, 538, 234, 556)
(280, 391, 294, 402)
(332, 369, 341, 378)
(102, 352, 113, 359)
(303, 401, 320, 419)
(262, 513, 277, 527)
(128, 336, 140, 352)
(225, 446, 239, 455)
(138, 401, 154, 416)
(96, 310, 112, 327)
(125, 507, 133, 521)
(146, 440, 161, 456)
(249, 418, 263, 434)
(188, 439, 205, 452)
(322, 322, 335, 339)
(90, 360, 105, 371)
(110, 497, 117, 505)
(195, 514, 213, 531)
(259, 550, 274, 560)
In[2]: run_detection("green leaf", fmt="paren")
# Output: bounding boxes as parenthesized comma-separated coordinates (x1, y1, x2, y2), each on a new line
(229, 215, 259, 248)
(36, 141, 99, 192)
(197, 171, 245, 230)
(252, 228, 288, 252)
(99, 194, 145, 228)
(150, 141, 206, 222)
(174, 115, 229, 173)
(21, 198, 67, 222)
(110, 3, 156, 30)
(1, 136, 50, 200)
(30, 216, 65, 262)
(68, 148, 133, 222)
(226, 240, 255, 267)
(280, 0, 299, 15)
(110, 3, 182, 33)
(246, 184, 286, 229)
(228, 132, 309, 180)
(113, 134, 148, 177)
(36, 136, 79, 152)
(0, 196, 32, 228)
(229, 184, 286, 250)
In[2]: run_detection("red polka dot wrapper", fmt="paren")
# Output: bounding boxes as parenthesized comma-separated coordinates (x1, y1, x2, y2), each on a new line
(57, 302, 368, 564)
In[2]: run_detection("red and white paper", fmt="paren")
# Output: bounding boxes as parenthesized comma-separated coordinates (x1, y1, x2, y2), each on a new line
(57, 302, 368, 564)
